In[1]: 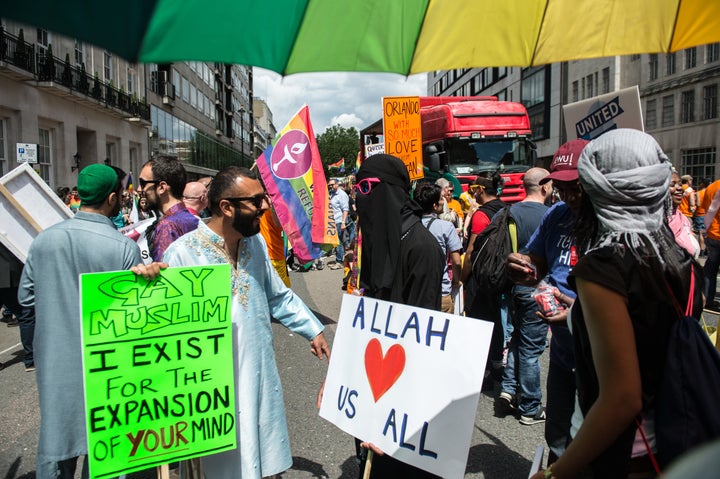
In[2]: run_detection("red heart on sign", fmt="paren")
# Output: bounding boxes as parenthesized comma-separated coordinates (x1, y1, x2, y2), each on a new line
(364, 338, 406, 402)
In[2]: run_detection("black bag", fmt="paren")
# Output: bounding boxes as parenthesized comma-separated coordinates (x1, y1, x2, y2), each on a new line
(655, 269, 720, 466)
(468, 206, 517, 297)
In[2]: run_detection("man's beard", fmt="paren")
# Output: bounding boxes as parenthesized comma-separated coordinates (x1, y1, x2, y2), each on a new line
(232, 208, 262, 237)
(143, 192, 158, 210)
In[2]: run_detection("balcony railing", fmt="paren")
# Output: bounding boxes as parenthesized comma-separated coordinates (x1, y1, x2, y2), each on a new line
(0, 27, 150, 122)
(0, 28, 35, 72)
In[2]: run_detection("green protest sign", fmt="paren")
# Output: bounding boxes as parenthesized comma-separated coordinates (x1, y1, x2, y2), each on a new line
(80, 265, 235, 479)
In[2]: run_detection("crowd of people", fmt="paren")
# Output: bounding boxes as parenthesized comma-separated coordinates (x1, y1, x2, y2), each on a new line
(3, 129, 719, 478)
(336, 131, 716, 478)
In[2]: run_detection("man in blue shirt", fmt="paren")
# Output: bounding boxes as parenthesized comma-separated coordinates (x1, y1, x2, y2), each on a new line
(415, 183, 463, 312)
(498, 167, 551, 425)
(328, 178, 349, 269)
(19, 164, 163, 478)
(506, 139, 589, 465)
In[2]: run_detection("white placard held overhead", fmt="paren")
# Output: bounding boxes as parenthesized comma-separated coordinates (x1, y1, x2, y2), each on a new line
(0, 162, 73, 262)
(563, 85, 644, 141)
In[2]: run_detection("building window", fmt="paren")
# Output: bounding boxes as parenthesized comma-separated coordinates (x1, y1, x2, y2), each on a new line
(182, 76, 189, 103)
(708, 43, 720, 63)
(586, 74, 594, 97)
(602, 67, 610, 94)
(572, 80, 579, 102)
(127, 67, 135, 95)
(521, 66, 549, 139)
(681, 90, 695, 123)
(74, 40, 84, 66)
(685, 47, 697, 69)
(704, 84, 718, 120)
(630, 54, 641, 61)
(666, 52, 676, 75)
(682, 147, 716, 181)
(106, 142, 116, 164)
(645, 99, 657, 130)
(103, 51, 113, 82)
(37, 128, 52, 186)
(662, 95, 675, 127)
(0, 119, 6, 176)
(36, 28, 48, 47)
(649, 54, 658, 81)
(521, 68, 545, 108)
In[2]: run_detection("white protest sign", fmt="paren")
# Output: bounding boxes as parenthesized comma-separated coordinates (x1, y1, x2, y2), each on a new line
(319, 294, 493, 479)
(0, 162, 72, 262)
(365, 143, 385, 158)
(563, 85, 644, 141)
(119, 217, 155, 264)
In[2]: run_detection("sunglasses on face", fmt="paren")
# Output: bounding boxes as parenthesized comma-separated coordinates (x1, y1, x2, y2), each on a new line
(224, 193, 270, 209)
(354, 177, 381, 195)
(139, 178, 160, 189)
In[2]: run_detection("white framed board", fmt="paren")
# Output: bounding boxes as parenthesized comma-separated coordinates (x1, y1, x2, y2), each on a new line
(0, 162, 73, 262)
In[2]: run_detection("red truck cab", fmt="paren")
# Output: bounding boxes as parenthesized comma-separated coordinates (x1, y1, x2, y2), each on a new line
(419, 96, 536, 203)
(360, 96, 536, 203)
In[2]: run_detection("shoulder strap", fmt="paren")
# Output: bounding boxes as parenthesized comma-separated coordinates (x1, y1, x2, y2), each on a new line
(508, 215, 518, 253)
(664, 265, 695, 317)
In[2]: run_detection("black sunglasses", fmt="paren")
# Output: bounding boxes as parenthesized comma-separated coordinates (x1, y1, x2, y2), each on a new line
(224, 193, 270, 209)
(139, 178, 160, 189)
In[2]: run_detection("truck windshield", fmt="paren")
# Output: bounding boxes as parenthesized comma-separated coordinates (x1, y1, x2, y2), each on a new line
(445, 138, 532, 175)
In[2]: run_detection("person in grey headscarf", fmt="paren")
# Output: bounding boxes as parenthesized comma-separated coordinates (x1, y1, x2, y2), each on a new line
(531, 129, 703, 479)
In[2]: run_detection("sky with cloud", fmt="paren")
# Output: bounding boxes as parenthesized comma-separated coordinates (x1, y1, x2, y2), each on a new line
(253, 68, 428, 135)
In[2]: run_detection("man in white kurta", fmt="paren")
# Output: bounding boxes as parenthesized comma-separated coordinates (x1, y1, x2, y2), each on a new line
(163, 166, 329, 479)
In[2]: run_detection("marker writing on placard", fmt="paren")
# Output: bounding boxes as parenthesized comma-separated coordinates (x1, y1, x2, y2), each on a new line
(337, 385, 358, 418)
(88, 297, 230, 337)
(92, 435, 122, 461)
(89, 386, 231, 431)
(382, 408, 438, 459)
(351, 298, 450, 351)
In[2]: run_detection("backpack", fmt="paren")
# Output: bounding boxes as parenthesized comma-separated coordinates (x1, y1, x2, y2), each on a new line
(468, 206, 518, 297)
(654, 268, 720, 467)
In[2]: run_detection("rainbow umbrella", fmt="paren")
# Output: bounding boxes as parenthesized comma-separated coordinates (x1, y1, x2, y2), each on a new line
(4, 0, 720, 75)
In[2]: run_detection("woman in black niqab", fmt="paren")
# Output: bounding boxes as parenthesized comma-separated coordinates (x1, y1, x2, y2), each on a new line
(355, 154, 424, 298)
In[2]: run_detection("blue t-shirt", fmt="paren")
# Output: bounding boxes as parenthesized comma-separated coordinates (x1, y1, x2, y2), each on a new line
(526, 201, 576, 371)
(526, 202, 576, 298)
(329, 188, 349, 225)
(422, 215, 463, 295)
(510, 201, 549, 254)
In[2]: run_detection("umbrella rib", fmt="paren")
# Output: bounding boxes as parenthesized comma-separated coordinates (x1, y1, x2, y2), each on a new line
(668, 0, 683, 52)
(136, 0, 165, 63)
(281, 1, 314, 76)
(407, 0, 432, 76)
(529, 0, 551, 67)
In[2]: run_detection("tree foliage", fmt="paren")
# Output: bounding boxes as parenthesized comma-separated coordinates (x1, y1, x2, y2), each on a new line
(316, 125, 360, 175)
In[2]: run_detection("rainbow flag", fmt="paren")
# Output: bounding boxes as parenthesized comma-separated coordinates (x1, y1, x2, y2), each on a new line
(329, 158, 344, 169)
(355, 150, 362, 173)
(256, 105, 338, 263)
(125, 171, 134, 193)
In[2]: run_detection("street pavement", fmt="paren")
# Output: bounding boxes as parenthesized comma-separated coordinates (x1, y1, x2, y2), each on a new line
(2, 259, 717, 478)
